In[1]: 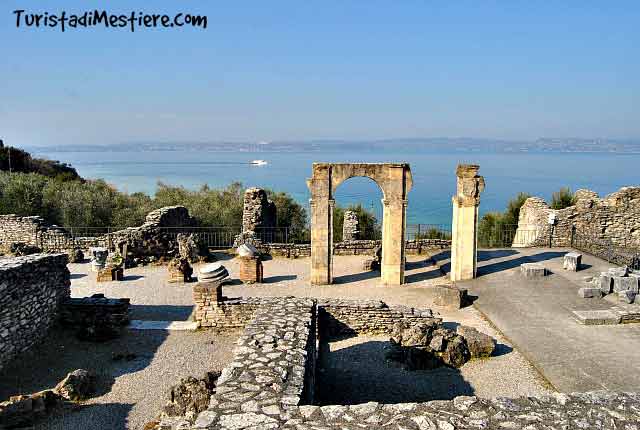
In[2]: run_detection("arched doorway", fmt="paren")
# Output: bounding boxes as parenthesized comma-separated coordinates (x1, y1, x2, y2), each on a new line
(306, 163, 412, 285)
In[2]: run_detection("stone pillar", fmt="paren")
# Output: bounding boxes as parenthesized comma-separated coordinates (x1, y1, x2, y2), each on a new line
(450, 164, 485, 282)
(242, 187, 276, 233)
(342, 210, 359, 241)
(310, 198, 334, 285)
(381, 198, 408, 285)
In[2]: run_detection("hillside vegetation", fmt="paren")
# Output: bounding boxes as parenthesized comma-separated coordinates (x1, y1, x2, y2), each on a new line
(0, 140, 81, 181)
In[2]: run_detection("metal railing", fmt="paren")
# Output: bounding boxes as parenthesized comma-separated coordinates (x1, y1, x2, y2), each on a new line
(406, 224, 452, 241)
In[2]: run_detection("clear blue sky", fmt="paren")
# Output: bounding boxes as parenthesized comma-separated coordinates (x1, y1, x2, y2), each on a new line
(1, 1, 638, 146)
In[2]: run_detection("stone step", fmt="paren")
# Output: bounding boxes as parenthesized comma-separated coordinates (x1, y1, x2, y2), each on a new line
(128, 320, 199, 331)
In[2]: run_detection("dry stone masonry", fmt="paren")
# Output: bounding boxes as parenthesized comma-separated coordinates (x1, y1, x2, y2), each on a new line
(341, 210, 359, 241)
(163, 295, 640, 429)
(514, 186, 640, 252)
(0, 254, 70, 371)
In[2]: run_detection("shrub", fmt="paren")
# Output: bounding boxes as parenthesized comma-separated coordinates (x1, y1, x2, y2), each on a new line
(478, 192, 531, 248)
(0, 172, 307, 233)
(550, 187, 575, 209)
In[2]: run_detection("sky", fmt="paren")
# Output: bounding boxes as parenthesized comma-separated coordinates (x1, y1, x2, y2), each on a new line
(0, 1, 638, 146)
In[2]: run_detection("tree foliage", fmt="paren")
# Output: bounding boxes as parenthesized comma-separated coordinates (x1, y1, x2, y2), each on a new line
(478, 192, 531, 247)
(0, 141, 81, 181)
(333, 203, 380, 242)
(0, 172, 307, 236)
(550, 187, 575, 209)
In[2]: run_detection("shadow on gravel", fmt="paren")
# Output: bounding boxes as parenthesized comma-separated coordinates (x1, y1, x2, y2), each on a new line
(129, 304, 194, 321)
(333, 270, 380, 284)
(262, 274, 297, 283)
(477, 251, 565, 277)
(43, 402, 133, 430)
(405, 268, 444, 284)
(316, 339, 474, 405)
(0, 327, 168, 404)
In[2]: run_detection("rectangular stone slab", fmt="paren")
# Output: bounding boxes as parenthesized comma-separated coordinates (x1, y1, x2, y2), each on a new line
(521, 263, 547, 278)
(572, 310, 621, 325)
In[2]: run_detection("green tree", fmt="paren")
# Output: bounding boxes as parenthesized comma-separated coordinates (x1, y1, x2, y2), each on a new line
(550, 187, 575, 209)
(478, 192, 531, 247)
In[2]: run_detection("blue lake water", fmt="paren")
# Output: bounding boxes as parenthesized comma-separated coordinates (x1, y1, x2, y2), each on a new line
(35, 149, 640, 226)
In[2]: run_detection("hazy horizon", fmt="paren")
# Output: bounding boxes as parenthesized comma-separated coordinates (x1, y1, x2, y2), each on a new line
(1, 1, 638, 147)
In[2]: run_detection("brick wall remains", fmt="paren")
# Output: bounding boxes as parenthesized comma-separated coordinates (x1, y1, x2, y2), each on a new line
(0, 254, 70, 371)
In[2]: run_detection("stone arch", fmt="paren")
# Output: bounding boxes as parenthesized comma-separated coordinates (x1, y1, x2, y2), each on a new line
(306, 163, 412, 285)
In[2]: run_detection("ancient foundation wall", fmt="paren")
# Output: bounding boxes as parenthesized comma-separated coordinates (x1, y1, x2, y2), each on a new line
(318, 298, 439, 337)
(0, 214, 74, 252)
(0, 254, 70, 371)
(514, 187, 640, 249)
(259, 239, 450, 259)
(176, 295, 640, 429)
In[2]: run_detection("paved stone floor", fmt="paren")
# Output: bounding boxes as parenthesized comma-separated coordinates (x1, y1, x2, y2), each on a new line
(449, 247, 640, 392)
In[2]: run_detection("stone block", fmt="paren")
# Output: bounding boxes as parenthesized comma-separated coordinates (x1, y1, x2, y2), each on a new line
(572, 310, 621, 325)
(563, 252, 582, 271)
(618, 290, 637, 304)
(609, 266, 629, 277)
(521, 263, 547, 278)
(598, 273, 614, 294)
(613, 276, 639, 293)
(96, 267, 123, 282)
(362, 258, 379, 271)
(432, 285, 468, 309)
(578, 287, 603, 298)
(239, 256, 263, 284)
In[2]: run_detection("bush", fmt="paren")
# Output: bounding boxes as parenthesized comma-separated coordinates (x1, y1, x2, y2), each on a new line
(478, 192, 531, 247)
(550, 187, 575, 209)
(0, 172, 307, 233)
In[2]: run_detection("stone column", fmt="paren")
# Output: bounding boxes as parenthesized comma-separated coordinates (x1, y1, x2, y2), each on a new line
(310, 198, 334, 285)
(381, 198, 408, 285)
(450, 164, 485, 282)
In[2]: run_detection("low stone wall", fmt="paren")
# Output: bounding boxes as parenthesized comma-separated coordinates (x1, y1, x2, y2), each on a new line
(175, 295, 640, 429)
(259, 238, 450, 259)
(0, 214, 74, 253)
(318, 298, 439, 337)
(163, 298, 317, 429)
(514, 187, 640, 248)
(0, 254, 70, 371)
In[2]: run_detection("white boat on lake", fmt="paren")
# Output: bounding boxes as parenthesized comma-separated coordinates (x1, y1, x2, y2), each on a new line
(251, 159, 268, 166)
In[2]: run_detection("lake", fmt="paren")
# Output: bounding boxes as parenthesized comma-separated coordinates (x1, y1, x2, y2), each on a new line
(34, 149, 640, 226)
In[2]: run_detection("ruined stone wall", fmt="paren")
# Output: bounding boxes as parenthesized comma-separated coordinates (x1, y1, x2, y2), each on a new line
(341, 210, 359, 241)
(258, 239, 450, 259)
(514, 187, 640, 249)
(107, 206, 198, 262)
(242, 188, 276, 232)
(0, 214, 73, 252)
(172, 295, 640, 429)
(0, 254, 70, 371)
(318, 298, 439, 337)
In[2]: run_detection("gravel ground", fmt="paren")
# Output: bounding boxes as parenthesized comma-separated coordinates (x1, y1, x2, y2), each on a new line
(1, 254, 551, 429)
(317, 333, 551, 405)
(0, 328, 238, 430)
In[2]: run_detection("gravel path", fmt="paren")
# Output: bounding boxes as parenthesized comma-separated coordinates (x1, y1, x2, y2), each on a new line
(0, 328, 238, 430)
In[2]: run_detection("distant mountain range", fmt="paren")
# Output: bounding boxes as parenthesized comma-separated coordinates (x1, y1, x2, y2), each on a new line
(26, 138, 640, 154)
